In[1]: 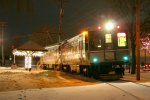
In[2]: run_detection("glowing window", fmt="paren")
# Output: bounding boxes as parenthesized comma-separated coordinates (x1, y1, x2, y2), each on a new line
(117, 33, 127, 47)
(105, 34, 112, 43)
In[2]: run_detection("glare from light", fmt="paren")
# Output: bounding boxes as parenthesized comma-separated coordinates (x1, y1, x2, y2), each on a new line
(81, 31, 88, 36)
(117, 25, 120, 29)
(105, 21, 115, 31)
(93, 58, 98, 63)
(98, 26, 101, 30)
(123, 56, 128, 61)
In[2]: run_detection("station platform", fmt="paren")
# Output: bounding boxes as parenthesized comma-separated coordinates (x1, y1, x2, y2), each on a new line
(122, 69, 150, 82)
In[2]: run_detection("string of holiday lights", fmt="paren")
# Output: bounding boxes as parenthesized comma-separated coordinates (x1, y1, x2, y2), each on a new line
(141, 33, 150, 54)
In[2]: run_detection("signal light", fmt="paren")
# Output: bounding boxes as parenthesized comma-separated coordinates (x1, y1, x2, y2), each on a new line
(98, 26, 101, 30)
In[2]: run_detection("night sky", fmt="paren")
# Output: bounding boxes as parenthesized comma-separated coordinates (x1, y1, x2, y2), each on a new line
(0, 0, 114, 41)
(0, 0, 150, 56)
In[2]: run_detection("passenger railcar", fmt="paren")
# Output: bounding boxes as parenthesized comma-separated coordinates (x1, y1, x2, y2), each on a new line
(40, 30, 129, 80)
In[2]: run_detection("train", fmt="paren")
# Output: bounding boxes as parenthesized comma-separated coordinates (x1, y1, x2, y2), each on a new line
(40, 30, 129, 80)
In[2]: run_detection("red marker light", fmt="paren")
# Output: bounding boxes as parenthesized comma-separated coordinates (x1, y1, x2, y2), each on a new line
(117, 25, 120, 29)
(98, 26, 101, 30)
(145, 64, 148, 67)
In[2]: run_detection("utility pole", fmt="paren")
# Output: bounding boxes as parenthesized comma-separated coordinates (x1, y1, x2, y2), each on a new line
(0, 22, 7, 66)
(136, 0, 140, 80)
(58, 0, 64, 43)
(58, 0, 64, 69)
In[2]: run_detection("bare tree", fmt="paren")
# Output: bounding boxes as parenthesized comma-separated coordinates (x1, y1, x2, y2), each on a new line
(141, 33, 150, 54)
(110, 0, 150, 74)
(29, 25, 58, 46)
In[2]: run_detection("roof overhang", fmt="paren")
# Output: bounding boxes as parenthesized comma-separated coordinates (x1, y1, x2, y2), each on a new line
(13, 49, 45, 57)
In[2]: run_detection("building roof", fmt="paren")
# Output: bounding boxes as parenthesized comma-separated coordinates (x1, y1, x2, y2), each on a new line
(17, 40, 46, 51)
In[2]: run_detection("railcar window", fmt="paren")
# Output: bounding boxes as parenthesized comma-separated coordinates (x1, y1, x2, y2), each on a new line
(117, 33, 127, 47)
(105, 34, 112, 43)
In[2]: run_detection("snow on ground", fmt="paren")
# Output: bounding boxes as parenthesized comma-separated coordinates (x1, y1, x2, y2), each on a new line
(0, 83, 139, 100)
(0, 67, 98, 92)
(0, 67, 150, 100)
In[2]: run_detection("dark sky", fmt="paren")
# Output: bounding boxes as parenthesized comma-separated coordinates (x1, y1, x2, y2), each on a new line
(0, 0, 119, 57)
(0, 0, 149, 58)
(0, 0, 114, 41)
(0, 0, 149, 53)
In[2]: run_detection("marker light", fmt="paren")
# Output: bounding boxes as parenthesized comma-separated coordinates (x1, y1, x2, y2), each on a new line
(93, 58, 98, 63)
(98, 26, 101, 30)
(123, 56, 128, 61)
(117, 25, 120, 29)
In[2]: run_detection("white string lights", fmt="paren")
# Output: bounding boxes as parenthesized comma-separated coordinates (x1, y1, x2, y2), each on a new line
(141, 33, 150, 54)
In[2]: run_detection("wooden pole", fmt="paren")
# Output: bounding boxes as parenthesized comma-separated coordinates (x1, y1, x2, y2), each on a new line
(58, 0, 64, 69)
(136, 0, 140, 80)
